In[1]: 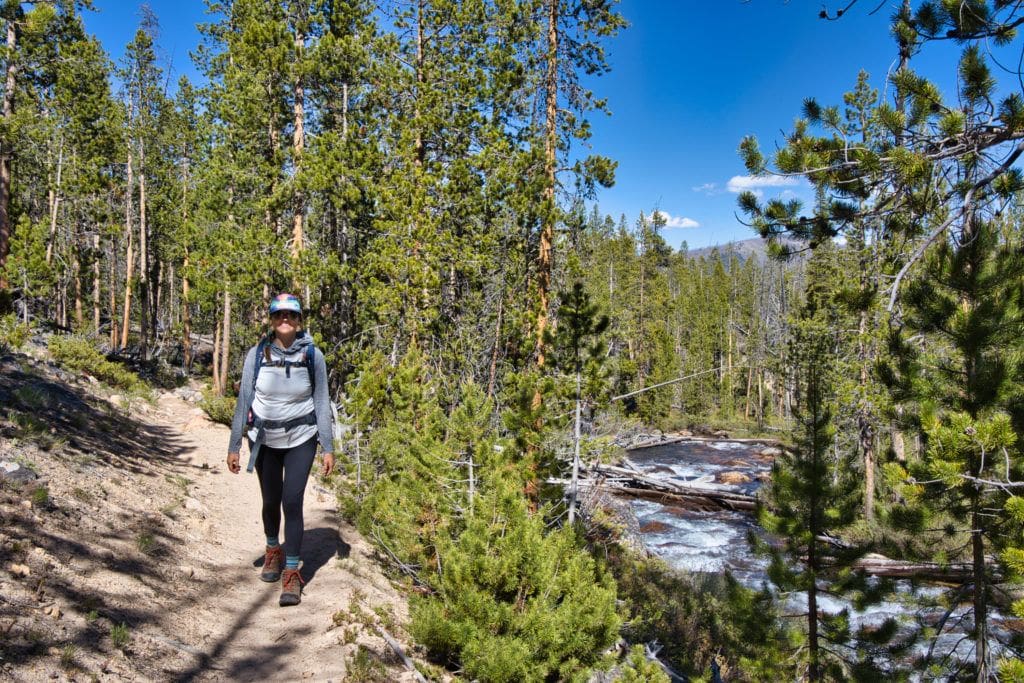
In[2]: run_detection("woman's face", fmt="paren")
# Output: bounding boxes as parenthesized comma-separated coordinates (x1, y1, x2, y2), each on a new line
(270, 310, 302, 333)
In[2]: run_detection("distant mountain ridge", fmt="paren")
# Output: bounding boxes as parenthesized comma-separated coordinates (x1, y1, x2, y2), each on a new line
(685, 237, 770, 261)
(684, 236, 805, 262)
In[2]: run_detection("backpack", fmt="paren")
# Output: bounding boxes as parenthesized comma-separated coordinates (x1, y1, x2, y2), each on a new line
(252, 336, 317, 394)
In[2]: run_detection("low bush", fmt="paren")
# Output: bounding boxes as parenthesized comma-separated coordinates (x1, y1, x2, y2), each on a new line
(199, 388, 235, 426)
(47, 335, 149, 396)
(0, 313, 30, 351)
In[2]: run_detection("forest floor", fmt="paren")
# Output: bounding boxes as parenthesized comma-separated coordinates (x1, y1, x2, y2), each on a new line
(0, 347, 427, 682)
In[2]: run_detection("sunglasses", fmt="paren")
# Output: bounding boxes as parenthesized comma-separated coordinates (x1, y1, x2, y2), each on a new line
(271, 311, 300, 321)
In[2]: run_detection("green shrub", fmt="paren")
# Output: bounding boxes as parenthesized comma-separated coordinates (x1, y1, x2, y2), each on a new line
(199, 388, 235, 426)
(410, 481, 620, 682)
(31, 485, 49, 507)
(0, 313, 30, 351)
(110, 622, 130, 650)
(618, 645, 670, 682)
(47, 335, 149, 396)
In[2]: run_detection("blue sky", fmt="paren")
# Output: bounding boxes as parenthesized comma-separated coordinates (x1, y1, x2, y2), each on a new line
(82, 1, 972, 250)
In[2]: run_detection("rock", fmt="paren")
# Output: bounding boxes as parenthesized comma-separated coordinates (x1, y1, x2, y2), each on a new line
(712, 429, 730, 438)
(45, 604, 61, 619)
(0, 460, 38, 484)
(638, 520, 673, 534)
(108, 394, 125, 407)
(724, 459, 753, 468)
(178, 565, 196, 578)
(8, 563, 30, 577)
(718, 471, 751, 485)
(760, 446, 783, 457)
(184, 497, 206, 513)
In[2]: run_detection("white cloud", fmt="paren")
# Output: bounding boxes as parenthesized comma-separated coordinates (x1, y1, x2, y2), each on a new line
(692, 182, 718, 195)
(653, 211, 700, 229)
(726, 175, 799, 193)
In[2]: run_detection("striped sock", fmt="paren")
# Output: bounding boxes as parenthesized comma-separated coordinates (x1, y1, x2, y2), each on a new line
(285, 555, 300, 570)
(266, 536, 280, 547)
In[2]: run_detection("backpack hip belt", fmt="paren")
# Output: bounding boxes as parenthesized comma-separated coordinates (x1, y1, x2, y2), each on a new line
(246, 411, 318, 472)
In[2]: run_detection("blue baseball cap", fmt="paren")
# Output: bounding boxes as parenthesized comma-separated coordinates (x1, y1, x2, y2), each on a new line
(269, 293, 302, 315)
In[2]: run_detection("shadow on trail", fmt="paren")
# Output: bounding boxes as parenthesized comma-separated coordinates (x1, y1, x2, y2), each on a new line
(300, 526, 351, 585)
(171, 582, 285, 683)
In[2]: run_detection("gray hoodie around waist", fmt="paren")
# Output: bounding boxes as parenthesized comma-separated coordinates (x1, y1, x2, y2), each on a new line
(228, 332, 333, 459)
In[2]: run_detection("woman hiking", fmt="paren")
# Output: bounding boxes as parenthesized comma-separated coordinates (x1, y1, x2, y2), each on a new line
(226, 293, 335, 606)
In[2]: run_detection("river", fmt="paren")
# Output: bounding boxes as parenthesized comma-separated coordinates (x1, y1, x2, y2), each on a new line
(623, 438, 1022, 676)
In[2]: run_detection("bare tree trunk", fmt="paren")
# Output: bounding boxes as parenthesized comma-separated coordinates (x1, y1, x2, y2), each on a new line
(220, 289, 231, 395)
(535, 0, 558, 370)
(108, 239, 118, 347)
(212, 305, 222, 395)
(92, 234, 100, 332)
(487, 295, 503, 400)
(119, 131, 135, 351)
(44, 139, 63, 267)
(0, 13, 18, 291)
(182, 252, 192, 372)
(73, 251, 83, 329)
(138, 141, 149, 360)
(290, 16, 305, 265)
(568, 372, 582, 525)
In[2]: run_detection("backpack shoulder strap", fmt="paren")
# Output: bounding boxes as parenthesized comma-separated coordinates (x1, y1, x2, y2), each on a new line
(252, 338, 269, 394)
(306, 343, 317, 394)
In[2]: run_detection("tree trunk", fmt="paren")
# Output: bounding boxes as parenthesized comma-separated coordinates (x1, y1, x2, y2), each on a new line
(182, 250, 192, 373)
(290, 16, 305, 265)
(92, 233, 100, 332)
(108, 239, 118, 347)
(73, 252, 83, 329)
(535, 0, 558, 370)
(0, 12, 18, 291)
(212, 306, 222, 395)
(568, 371, 582, 525)
(44, 139, 63, 267)
(138, 142, 149, 360)
(119, 132, 135, 351)
(219, 288, 231, 395)
(973, 502, 990, 682)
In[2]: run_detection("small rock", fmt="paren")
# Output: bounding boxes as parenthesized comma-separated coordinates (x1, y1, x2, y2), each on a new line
(178, 565, 195, 578)
(45, 604, 61, 619)
(108, 394, 125, 407)
(0, 460, 38, 484)
(184, 497, 206, 512)
(8, 563, 30, 577)
(718, 471, 751, 485)
(85, 375, 98, 384)
(760, 446, 783, 457)
(712, 429, 730, 438)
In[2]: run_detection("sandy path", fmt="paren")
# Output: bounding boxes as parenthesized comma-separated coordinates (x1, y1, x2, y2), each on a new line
(147, 392, 414, 682)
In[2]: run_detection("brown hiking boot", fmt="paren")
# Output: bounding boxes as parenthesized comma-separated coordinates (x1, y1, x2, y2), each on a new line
(280, 568, 304, 606)
(261, 545, 283, 583)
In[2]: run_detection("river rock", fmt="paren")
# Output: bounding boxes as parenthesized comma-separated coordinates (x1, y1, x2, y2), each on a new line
(638, 520, 673, 534)
(759, 446, 783, 457)
(718, 471, 751, 485)
(0, 460, 38, 484)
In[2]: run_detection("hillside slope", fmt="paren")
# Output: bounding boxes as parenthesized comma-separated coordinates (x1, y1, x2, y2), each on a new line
(0, 348, 423, 682)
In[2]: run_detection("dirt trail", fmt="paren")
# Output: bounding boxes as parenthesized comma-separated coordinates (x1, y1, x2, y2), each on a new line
(152, 392, 414, 682)
(0, 361, 420, 682)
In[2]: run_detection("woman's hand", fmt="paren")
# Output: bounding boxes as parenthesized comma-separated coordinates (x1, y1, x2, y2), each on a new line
(321, 452, 335, 477)
(226, 452, 240, 474)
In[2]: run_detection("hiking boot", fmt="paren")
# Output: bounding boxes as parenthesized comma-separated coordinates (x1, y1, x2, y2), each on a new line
(261, 545, 283, 583)
(280, 568, 304, 607)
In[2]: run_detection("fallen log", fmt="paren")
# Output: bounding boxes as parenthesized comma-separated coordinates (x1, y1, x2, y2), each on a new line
(841, 554, 1002, 583)
(571, 463, 759, 511)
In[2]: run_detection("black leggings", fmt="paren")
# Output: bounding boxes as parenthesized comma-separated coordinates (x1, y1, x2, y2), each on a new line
(254, 436, 318, 558)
